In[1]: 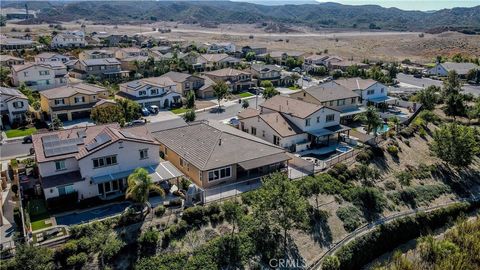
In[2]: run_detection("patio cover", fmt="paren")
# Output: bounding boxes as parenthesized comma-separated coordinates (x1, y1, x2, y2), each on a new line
(340, 106, 367, 117)
(307, 128, 334, 137)
(238, 152, 291, 171)
(91, 161, 183, 184)
(326, 124, 351, 133)
(367, 96, 398, 104)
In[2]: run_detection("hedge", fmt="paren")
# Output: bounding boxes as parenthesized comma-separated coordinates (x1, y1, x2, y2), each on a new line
(331, 202, 477, 270)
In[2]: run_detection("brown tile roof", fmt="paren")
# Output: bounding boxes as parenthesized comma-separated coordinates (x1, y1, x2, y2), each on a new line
(40, 83, 108, 99)
(302, 81, 359, 102)
(237, 108, 260, 119)
(11, 62, 66, 72)
(334, 77, 378, 90)
(203, 68, 251, 77)
(161, 71, 202, 83)
(152, 121, 288, 170)
(33, 124, 159, 163)
(260, 95, 323, 119)
(0, 55, 24, 61)
(260, 112, 303, 137)
(200, 53, 230, 62)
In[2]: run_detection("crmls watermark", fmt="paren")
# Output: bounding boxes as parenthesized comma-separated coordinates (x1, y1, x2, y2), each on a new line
(268, 258, 305, 269)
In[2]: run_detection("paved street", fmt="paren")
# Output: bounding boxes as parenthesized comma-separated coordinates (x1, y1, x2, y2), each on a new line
(196, 96, 265, 121)
(0, 139, 32, 161)
(397, 73, 480, 96)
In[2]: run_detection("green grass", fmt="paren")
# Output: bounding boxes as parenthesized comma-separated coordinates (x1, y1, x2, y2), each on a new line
(169, 108, 190, 114)
(31, 219, 52, 231)
(238, 92, 254, 98)
(5, 127, 37, 138)
(288, 85, 300, 90)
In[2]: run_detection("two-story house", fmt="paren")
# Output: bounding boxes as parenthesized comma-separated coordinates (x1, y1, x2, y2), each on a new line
(203, 68, 255, 92)
(40, 83, 110, 121)
(205, 42, 236, 54)
(78, 49, 116, 61)
(32, 124, 183, 201)
(51, 31, 86, 49)
(117, 76, 181, 109)
(258, 51, 308, 66)
(0, 87, 29, 128)
(249, 64, 283, 86)
(0, 35, 35, 50)
(0, 55, 24, 67)
(159, 71, 206, 97)
(289, 82, 365, 120)
(193, 54, 241, 71)
(11, 62, 68, 91)
(115, 48, 149, 70)
(334, 78, 393, 106)
(238, 95, 350, 152)
(428, 62, 479, 77)
(34, 52, 71, 64)
(241, 45, 267, 58)
(70, 58, 129, 80)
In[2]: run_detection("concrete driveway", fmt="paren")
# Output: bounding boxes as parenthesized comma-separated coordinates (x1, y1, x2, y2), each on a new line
(144, 110, 182, 123)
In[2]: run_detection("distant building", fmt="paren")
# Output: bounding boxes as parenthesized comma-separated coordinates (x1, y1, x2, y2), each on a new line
(428, 62, 479, 77)
(34, 52, 71, 64)
(249, 64, 283, 86)
(0, 35, 34, 50)
(11, 62, 68, 91)
(0, 87, 29, 128)
(0, 55, 24, 67)
(334, 78, 393, 106)
(117, 76, 181, 109)
(78, 49, 116, 61)
(159, 71, 206, 97)
(205, 42, 236, 54)
(114, 48, 149, 70)
(193, 53, 241, 71)
(203, 68, 255, 92)
(241, 45, 267, 57)
(51, 31, 86, 49)
(70, 58, 128, 80)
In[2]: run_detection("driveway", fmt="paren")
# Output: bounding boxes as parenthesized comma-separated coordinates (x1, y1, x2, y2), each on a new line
(62, 119, 95, 129)
(144, 110, 181, 123)
(0, 139, 32, 161)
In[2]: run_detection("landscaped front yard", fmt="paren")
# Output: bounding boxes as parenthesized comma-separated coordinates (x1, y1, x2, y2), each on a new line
(5, 127, 37, 138)
(238, 92, 254, 98)
(169, 107, 190, 114)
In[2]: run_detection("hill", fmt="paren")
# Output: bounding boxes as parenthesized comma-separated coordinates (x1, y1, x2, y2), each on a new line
(2, 1, 480, 31)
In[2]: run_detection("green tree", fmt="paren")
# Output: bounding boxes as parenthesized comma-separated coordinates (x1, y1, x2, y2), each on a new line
(356, 163, 381, 186)
(241, 99, 249, 109)
(444, 93, 465, 120)
(37, 35, 52, 46)
(0, 66, 10, 85)
(213, 80, 229, 111)
(466, 68, 480, 83)
(100, 232, 125, 267)
(388, 116, 401, 131)
(186, 90, 196, 109)
(354, 106, 383, 136)
(262, 87, 279, 100)
(411, 85, 440, 111)
(126, 168, 165, 205)
(13, 244, 55, 270)
(251, 172, 309, 254)
(222, 201, 243, 235)
(51, 116, 63, 130)
(430, 123, 479, 167)
(301, 176, 323, 210)
(323, 255, 340, 270)
(91, 104, 125, 126)
(183, 109, 196, 122)
(245, 51, 256, 61)
(443, 70, 462, 96)
(117, 98, 141, 122)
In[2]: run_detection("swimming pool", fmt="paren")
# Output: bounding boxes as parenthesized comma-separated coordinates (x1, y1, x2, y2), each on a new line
(376, 124, 390, 134)
(337, 145, 352, 153)
(55, 202, 131, 226)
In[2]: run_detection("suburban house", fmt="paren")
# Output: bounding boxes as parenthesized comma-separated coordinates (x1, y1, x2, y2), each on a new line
(205, 42, 236, 54)
(193, 53, 240, 71)
(0, 35, 34, 50)
(427, 62, 479, 77)
(34, 52, 71, 64)
(160, 71, 206, 97)
(289, 82, 365, 120)
(238, 95, 350, 152)
(39, 83, 110, 121)
(334, 78, 393, 106)
(152, 121, 291, 189)
(32, 124, 183, 201)
(0, 55, 24, 67)
(249, 64, 284, 86)
(70, 58, 129, 80)
(197, 75, 216, 99)
(303, 55, 367, 72)
(203, 68, 255, 92)
(117, 76, 181, 109)
(114, 48, 149, 70)
(51, 31, 86, 49)
(0, 87, 29, 128)
(78, 49, 116, 60)
(241, 45, 267, 57)
(258, 51, 308, 66)
(11, 62, 68, 91)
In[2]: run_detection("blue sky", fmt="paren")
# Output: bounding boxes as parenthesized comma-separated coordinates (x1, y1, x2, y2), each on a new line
(316, 0, 480, 11)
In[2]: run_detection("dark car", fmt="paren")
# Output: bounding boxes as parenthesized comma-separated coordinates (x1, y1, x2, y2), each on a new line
(413, 73, 423, 78)
(23, 135, 32, 143)
(141, 107, 150, 116)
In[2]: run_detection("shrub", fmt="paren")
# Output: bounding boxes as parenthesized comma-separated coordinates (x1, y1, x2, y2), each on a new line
(404, 140, 410, 147)
(66, 252, 88, 267)
(323, 255, 341, 270)
(399, 126, 416, 138)
(336, 206, 365, 232)
(356, 151, 372, 163)
(139, 229, 160, 255)
(154, 205, 166, 217)
(205, 203, 221, 216)
(349, 187, 386, 216)
(384, 181, 397, 190)
(386, 145, 399, 156)
(182, 206, 207, 225)
(395, 171, 413, 186)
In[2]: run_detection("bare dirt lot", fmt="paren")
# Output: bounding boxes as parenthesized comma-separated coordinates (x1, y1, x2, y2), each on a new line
(4, 21, 480, 64)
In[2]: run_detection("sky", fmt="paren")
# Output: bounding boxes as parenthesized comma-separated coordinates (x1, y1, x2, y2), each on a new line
(317, 0, 480, 11)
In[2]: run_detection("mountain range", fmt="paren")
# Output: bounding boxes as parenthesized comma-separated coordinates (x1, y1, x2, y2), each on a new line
(2, 1, 480, 32)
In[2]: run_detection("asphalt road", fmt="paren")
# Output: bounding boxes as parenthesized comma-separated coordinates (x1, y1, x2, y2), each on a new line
(397, 73, 480, 96)
(0, 139, 32, 161)
(196, 96, 265, 121)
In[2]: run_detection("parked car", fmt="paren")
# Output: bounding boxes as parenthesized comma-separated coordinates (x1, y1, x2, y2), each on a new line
(23, 135, 32, 143)
(148, 105, 159, 114)
(303, 76, 312, 81)
(413, 73, 423, 78)
(128, 119, 146, 126)
(292, 67, 302, 73)
(141, 107, 150, 116)
(229, 117, 240, 127)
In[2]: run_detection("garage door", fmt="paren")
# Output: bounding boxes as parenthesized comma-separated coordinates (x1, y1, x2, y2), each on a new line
(56, 113, 69, 122)
(71, 110, 91, 120)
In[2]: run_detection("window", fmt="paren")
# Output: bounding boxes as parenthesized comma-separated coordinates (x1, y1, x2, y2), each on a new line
(23, 71, 28, 77)
(74, 96, 85, 103)
(13, 101, 24, 108)
(208, 166, 232, 182)
(326, 114, 335, 122)
(151, 89, 158, 95)
(39, 70, 50, 76)
(273, 135, 280, 146)
(139, 149, 149, 159)
(139, 90, 146, 96)
(329, 101, 334, 106)
(337, 99, 345, 106)
(251, 127, 257, 135)
(305, 118, 311, 126)
(367, 89, 375, 95)
(55, 160, 66, 171)
(317, 116, 320, 123)
(58, 185, 74, 196)
(351, 97, 357, 104)
(381, 88, 385, 93)
(54, 99, 64, 105)
(93, 155, 117, 168)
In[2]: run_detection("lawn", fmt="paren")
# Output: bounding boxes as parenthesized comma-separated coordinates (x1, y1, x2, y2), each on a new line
(5, 127, 37, 138)
(28, 199, 51, 231)
(288, 85, 301, 90)
(31, 219, 52, 231)
(238, 92, 254, 98)
(170, 108, 190, 114)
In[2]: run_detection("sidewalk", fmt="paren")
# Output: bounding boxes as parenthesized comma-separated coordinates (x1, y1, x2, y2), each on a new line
(1, 183, 19, 250)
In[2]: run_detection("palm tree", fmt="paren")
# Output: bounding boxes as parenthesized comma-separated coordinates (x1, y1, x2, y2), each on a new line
(126, 168, 165, 206)
(388, 116, 401, 131)
(354, 106, 383, 136)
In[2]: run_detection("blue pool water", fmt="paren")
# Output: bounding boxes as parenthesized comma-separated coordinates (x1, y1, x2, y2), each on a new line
(337, 145, 352, 153)
(55, 202, 131, 226)
(377, 124, 390, 134)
